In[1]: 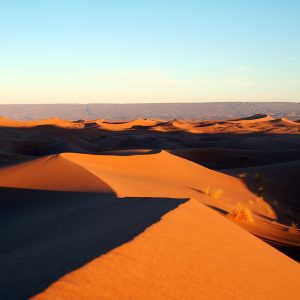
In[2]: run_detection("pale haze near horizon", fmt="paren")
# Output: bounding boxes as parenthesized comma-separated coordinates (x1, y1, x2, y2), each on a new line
(0, 0, 300, 104)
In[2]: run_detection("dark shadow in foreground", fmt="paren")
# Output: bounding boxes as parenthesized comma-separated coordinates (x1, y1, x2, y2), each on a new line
(0, 187, 187, 300)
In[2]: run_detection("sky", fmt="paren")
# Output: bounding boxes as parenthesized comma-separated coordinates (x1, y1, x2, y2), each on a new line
(0, 0, 300, 104)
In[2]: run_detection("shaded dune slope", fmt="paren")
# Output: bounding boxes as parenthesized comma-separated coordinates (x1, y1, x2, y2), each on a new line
(0, 187, 185, 300)
(169, 147, 300, 169)
(0, 154, 113, 193)
(226, 160, 300, 226)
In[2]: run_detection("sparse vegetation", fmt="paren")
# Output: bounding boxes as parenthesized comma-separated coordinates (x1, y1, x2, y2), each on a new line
(254, 173, 266, 196)
(238, 171, 247, 178)
(228, 203, 254, 223)
(204, 187, 223, 199)
(288, 222, 299, 233)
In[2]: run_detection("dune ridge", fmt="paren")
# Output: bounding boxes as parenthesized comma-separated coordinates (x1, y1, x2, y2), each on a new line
(33, 199, 300, 300)
(0, 151, 299, 257)
(1, 114, 300, 134)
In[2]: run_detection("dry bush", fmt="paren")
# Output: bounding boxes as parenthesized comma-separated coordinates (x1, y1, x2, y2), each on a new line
(238, 171, 247, 178)
(254, 173, 266, 196)
(204, 187, 223, 199)
(228, 203, 254, 223)
(288, 222, 299, 233)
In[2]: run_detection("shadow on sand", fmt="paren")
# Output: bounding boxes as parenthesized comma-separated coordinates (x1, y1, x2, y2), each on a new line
(0, 187, 186, 300)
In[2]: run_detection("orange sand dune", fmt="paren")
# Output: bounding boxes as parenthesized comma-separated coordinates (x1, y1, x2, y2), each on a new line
(271, 117, 300, 126)
(33, 199, 300, 300)
(0, 151, 267, 215)
(231, 114, 275, 123)
(2, 115, 300, 136)
(0, 116, 83, 128)
(0, 154, 113, 193)
(1, 151, 299, 253)
(96, 118, 161, 131)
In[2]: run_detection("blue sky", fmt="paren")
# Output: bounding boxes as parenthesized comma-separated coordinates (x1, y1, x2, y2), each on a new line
(0, 0, 299, 103)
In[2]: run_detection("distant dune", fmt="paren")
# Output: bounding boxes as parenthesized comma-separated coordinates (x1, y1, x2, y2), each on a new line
(231, 113, 275, 123)
(0, 115, 300, 299)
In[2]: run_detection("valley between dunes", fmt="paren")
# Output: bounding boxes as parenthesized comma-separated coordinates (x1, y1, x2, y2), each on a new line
(0, 115, 299, 299)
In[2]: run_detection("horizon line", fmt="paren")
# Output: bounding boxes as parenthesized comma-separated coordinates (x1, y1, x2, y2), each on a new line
(0, 101, 300, 105)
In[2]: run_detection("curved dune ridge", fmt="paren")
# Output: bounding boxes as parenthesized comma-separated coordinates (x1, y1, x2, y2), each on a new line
(33, 199, 300, 300)
(0, 151, 269, 212)
(231, 114, 275, 123)
(98, 118, 162, 130)
(0, 154, 113, 193)
(0, 151, 299, 258)
(272, 117, 300, 126)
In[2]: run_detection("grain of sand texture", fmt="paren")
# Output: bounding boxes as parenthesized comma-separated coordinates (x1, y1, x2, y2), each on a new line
(0, 115, 300, 299)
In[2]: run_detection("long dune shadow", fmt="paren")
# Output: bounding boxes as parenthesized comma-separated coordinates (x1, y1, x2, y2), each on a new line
(0, 187, 187, 300)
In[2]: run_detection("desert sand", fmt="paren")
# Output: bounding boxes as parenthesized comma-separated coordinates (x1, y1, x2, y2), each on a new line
(0, 115, 299, 299)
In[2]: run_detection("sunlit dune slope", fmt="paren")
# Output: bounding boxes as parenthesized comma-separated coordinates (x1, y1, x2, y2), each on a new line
(0, 151, 264, 215)
(33, 199, 300, 300)
(97, 118, 161, 131)
(1, 150, 299, 253)
(0, 116, 83, 128)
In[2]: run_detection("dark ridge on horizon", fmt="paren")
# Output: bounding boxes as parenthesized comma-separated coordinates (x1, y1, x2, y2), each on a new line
(1, 102, 300, 121)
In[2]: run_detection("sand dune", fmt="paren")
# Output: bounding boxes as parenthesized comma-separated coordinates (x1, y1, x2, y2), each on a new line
(231, 114, 275, 123)
(1, 150, 299, 258)
(272, 117, 300, 126)
(1, 115, 300, 160)
(0, 154, 113, 193)
(0, 188, 184, 300)
(0, 151, 269, 216)
(2, 114, 300, 134)
(0, 116, 83, 129)
(96, 118, 162, 131)
(1, 115, 300, 300)
(33, 199, 300, 300)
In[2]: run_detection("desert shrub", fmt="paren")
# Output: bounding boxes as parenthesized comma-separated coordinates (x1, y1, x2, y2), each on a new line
(228, 203, 254, 223)
(254, 173, 266, 196)
(238, 171, 247, 178)
(288, 222, 299, 233)
(204, 187, 223, 199)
